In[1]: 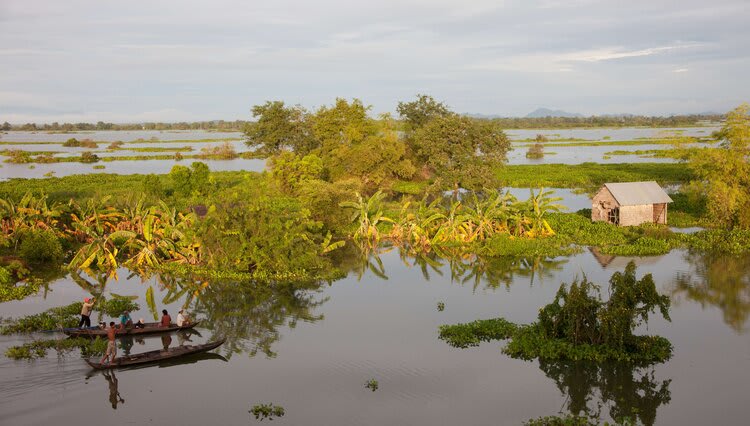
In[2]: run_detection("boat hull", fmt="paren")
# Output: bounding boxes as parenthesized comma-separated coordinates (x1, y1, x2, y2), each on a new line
(85, 339, 226, 370)
(64, 321, 200, 338)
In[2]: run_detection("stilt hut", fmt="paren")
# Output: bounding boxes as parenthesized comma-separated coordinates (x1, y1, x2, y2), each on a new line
(591, 181, 672, 226)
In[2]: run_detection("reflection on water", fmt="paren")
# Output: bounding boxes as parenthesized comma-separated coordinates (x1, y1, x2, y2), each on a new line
(192, 280, 329, 358)
(348, 246, 568, 291)
(4, 247, 750, 424)
(103, 370, 125, 410)
(539, 360, 671, 426)
(672, 252, 750, 332)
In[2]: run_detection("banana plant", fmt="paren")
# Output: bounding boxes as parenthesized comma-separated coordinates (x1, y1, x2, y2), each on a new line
(339, 190, 393, 247)
(527, 187, 564, 237)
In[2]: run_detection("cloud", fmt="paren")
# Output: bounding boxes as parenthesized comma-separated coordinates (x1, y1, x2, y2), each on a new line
(562, 45, 702, 62)
(0, 0, 747, 120)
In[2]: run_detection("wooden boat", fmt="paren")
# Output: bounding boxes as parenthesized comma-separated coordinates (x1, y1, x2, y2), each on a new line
(85, 338, 226, 370)
(64, 320, 200, 338)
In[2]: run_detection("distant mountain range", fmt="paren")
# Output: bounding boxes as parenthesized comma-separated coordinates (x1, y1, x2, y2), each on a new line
(525, 108, 583, 118)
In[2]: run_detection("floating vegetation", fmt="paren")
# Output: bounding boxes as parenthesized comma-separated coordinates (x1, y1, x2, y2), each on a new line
(438, 318, 519, 348)
(436, 301, 445, 311)
(5, 337, 107, 360)
(63, 138, 98, 148)
(439, 262, 673, 363)
(365, 378, 379, 391)
(250, 403, 285, 421)
(1, 298, 140, 334)
(0, 265, 41, 302)
(523, 413, 599, 426)
(92, 165, 105, 170)
(199, 142, 238, 159)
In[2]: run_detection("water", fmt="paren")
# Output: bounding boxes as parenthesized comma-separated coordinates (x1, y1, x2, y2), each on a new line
(0, 130, 243, 143)
(505, 127, 718, 141)
(506, 143, 693, 165)
(1, 158, 266, 179)
(0, 128, 718, 179)
(1, 249, 748, 425)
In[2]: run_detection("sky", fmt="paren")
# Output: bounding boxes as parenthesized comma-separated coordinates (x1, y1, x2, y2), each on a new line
(1, 0, 748, 123)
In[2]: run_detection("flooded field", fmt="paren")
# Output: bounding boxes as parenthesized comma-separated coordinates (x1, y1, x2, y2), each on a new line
(0, 127, 718, 179)
(1, 248, 747, 425)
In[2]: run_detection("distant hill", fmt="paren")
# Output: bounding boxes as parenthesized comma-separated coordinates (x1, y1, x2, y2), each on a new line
(526, 108, 583, 118)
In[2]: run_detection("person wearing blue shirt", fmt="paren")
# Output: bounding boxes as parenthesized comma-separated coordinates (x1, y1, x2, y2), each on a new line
(119, 310, 133, 329)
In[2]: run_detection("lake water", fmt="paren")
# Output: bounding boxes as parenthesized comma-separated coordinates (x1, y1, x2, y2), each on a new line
(0, 128, 718, 179)
(1, 248, 748, 425)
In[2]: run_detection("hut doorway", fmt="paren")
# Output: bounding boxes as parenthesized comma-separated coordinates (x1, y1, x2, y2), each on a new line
(607, 207, 620, 225)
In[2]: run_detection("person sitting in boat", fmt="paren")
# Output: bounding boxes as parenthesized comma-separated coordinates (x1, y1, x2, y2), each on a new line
(134, 318, 146, 329)
(98, 321, 107, 330)
(119, 310, 133, 329)
(176, 309, 191, 327)
(160, 309, 172, 327)
(100, 321, 118, 366)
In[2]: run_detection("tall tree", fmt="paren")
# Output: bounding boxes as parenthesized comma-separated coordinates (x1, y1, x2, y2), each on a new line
(397, 94, 452, 131)
(412, 114, 510, 194)
(245, 101, 317, 156)
(688, 104, 750, 228)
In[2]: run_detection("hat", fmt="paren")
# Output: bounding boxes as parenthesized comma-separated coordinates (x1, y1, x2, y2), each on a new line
(84, 298, 90, 303)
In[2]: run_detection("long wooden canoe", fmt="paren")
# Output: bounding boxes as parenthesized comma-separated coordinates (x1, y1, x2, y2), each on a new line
(64, 320, 200, 338)
(85, 338, 226, 370)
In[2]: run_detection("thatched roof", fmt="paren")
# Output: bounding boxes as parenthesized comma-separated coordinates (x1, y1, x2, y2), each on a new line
(603, 181, 673, 206)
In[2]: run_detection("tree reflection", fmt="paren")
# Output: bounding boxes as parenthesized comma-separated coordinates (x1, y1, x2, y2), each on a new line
(333, 244, 568, 290)
(538, 360, 671, 426)
(189, 279, 328, 358)
(672, 252, 750, 332)
(402, 249, 567, 290)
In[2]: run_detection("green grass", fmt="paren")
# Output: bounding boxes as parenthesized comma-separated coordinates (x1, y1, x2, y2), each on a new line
(0, 171, 258, 202)
(497, 163, 694, 189)
(121, 146, 194, 153)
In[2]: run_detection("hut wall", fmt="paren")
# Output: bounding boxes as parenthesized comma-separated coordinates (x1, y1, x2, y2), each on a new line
(619, 204, 653, 226)
(591, 187, 618, 222)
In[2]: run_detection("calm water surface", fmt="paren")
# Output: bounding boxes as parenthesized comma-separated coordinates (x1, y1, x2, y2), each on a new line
(1, 127, 719, 179)
(1, 249, 748, 425)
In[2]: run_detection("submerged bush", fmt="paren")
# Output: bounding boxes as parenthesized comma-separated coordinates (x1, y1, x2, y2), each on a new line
(79, 151, 99, 163)
(439, 262, 673, 363)
(249, 403, 285, 421)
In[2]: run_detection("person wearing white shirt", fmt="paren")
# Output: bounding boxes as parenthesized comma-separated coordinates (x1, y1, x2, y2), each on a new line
(176, 309, 190, 327)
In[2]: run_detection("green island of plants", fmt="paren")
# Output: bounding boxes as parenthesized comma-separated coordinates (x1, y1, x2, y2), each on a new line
(1, 297, 139, 334)
(250, 403, 285, 421)
(439, 262, 672, 364)
(5, 337, 107, 360)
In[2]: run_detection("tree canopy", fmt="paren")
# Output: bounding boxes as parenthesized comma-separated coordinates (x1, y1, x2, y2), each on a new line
(687, 103, 750, 228)
(245, 95, 510, 193)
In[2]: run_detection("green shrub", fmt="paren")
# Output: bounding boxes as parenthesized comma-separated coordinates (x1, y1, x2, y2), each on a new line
(79, 152, 99, 163)
(18, 229, 63, 263)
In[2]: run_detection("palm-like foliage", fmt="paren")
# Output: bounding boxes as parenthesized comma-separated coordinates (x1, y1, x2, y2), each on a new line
(376, 188, 564, 254)
(340, 190, 393, 246)
(0, 193, 64, 247)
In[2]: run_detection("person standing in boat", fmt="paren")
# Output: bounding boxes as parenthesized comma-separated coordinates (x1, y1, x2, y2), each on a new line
(160, 309, 172, 327)
(100, 321, 117, 365)
(78, 297, 96, 328)
(176, 309, 191, 327)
